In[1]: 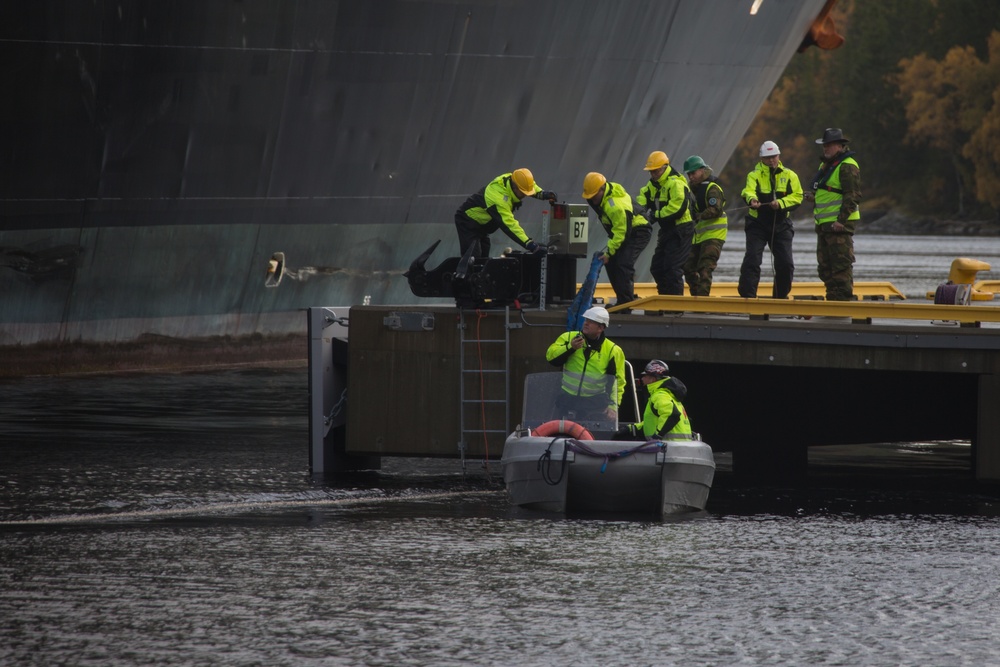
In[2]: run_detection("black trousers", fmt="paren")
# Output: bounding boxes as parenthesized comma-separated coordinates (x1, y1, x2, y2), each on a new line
(650, 221, 694, 295)
(606, 225, 652, 305)
(455, 215, 500, 259)
(738, 220, 795, 298)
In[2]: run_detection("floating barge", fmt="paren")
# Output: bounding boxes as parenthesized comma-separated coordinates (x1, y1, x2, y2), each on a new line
(309, 290, 1000, 483)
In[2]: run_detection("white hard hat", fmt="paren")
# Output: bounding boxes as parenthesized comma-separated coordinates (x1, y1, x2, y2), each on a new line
(759, 140, 780, 157)
(582, 306, 610, 326)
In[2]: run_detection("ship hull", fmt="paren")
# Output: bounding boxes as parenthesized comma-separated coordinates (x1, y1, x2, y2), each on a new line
(0, 0, 830, 371)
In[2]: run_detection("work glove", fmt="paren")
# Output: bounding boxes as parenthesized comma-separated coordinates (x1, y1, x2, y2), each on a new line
(526, 241, 547, 255)
(538, 190, 557, 203)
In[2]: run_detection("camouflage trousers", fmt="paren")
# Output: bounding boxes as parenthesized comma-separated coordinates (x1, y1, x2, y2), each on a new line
(816, 230, 855, 301)
(683, 238, 725, 296)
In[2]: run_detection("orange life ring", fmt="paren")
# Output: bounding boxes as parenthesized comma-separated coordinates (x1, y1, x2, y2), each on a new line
(532, 419, 594, 440)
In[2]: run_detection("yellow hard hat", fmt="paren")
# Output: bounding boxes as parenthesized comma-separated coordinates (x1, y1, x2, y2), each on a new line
(644, 151, 669, 171)
(511, 168, 535, 195)
(581, 172, 607, 199)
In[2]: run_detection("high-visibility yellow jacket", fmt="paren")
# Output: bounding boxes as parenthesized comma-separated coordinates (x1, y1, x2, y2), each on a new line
(456, 172, 542, 247)
(588, 182, 649, 257)
(813, 156, 861, 231)
(741, 161, 803, 225)
(636, 166, 693, 226)
(546, 331, 626, 410)
(641, 377, 692, 439)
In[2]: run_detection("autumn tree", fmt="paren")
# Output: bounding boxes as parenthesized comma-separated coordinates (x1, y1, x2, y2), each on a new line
(896, 31, 1000, 215)
(739, 0, 1000, 220)
(964, 86, 1000, 211)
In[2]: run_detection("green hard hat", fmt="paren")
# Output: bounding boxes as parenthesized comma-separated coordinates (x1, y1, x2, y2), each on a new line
(683, 155, 708, 173)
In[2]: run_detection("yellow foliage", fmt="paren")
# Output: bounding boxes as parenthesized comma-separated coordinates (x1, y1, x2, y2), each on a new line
(896, 46, 985, 150)
(963, 87, 1000, 209)
(896, 30, 1000, 210)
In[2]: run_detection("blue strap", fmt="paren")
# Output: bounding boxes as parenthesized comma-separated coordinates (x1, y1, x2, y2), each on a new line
(567, 252, 605, 331)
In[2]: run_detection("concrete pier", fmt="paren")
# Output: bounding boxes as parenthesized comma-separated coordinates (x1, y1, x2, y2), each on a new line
(311, 301, 1000, 481)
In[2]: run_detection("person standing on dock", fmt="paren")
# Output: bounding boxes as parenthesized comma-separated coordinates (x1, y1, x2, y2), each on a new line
(617, 359, 692, 441)
(681, 156, 728, 296)
(581, 172, 652, 308)
(737, 140, 803, 299)
(454, 168, 556, 259)
(546, 306, 626, 422)
(809, 128, 861, 301)
(636, 151, 694, 295)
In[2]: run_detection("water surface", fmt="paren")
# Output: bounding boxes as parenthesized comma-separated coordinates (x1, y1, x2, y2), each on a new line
(4, 234, 1000, 665)
(3, 367, 1000, 666)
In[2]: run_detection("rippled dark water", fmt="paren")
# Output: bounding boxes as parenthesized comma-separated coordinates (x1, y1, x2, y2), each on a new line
(3, 367, 1000, 666)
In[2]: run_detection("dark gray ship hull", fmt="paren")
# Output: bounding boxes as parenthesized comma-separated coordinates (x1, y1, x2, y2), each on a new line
(0, 0, 831, 369)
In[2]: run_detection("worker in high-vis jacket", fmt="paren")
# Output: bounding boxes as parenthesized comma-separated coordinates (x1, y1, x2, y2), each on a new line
(617, 359, 692, 441)
(809, 128, 861, 301)
(636, 151, 694, 296)
(737, 140, 803, 300)
(581, 172, 652, 308)
(454, 168, 556, 259)
(546, 306, 626, 422)
(681, 155, 728, 296)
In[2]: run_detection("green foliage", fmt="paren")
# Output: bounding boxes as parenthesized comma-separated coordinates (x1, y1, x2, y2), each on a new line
(740, 0, 1000, 218)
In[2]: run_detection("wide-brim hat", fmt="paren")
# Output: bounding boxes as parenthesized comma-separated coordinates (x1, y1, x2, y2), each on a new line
(816, 127, 850, 144)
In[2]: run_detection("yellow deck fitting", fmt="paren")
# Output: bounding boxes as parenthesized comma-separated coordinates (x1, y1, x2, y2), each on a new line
(974, 280, 1000, 295)
(925, 258, 996, 301)
(947, 257, 991, 284)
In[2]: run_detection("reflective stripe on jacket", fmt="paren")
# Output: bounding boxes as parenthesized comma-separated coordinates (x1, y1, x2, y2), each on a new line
(691, 178, 728, 244)
(814, 156, 861, 226)
(741, 161, 803, 225)
(546, 331, 626, 409)
(636, 166, 693, 226)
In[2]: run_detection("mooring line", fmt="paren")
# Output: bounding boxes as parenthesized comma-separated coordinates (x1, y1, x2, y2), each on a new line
(0, 489, 503, 526)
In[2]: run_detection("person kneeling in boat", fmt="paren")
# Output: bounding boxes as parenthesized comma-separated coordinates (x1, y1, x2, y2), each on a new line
(617, 359, 692, 441)
(545, 306, 626, 423)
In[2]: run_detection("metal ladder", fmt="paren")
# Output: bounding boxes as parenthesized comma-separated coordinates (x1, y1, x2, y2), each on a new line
(458, 307, 516, 470)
